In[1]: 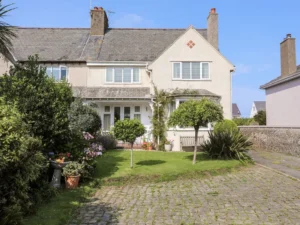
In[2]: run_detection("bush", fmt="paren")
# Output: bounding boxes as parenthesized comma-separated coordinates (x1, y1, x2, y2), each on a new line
(232, 118, 254, 126)
(254, 110, 266, 125)
(0, 100, 48, 224)
(201, 130, 253, 162)
(214, 119, 238, 133)
(95, 133, 117, 150)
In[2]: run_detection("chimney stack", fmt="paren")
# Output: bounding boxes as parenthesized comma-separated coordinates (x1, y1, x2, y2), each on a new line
(280, 34, 297, 77)
(207, 8, 218, 50)
(91, 7, 108, 35)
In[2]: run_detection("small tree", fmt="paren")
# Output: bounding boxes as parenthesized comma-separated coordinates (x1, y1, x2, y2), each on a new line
(168, 99, 223, 164)
(68, 98, 102, 135)
(254, 110, 266, 125)
(113, 119, 145, 168)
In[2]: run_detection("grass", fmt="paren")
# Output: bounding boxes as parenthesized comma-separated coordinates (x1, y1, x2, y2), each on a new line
(23, 184, 95, 225)
(24, 150, 246, 225)
(94, 150, 244, 185)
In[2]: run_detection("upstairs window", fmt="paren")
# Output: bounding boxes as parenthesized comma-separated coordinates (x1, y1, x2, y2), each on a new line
(173, 62, 210, 80)
(106, 68, 140, 83)
(46, 66, 68, 81)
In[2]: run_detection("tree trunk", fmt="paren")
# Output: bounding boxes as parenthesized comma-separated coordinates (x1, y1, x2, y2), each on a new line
(193, 127, 199, 164)
(130, 143, 133, 168)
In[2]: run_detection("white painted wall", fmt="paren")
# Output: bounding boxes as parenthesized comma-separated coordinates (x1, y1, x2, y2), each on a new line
(149, 27, 234, 119)
(265, 78, 300, 126)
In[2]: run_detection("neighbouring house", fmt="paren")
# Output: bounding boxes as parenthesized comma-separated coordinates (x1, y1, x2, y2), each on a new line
(250, 101, 266, 118)
(0, 7, 235, 151)
(261, 34, 300, 126)
(232, 103, 241, 118)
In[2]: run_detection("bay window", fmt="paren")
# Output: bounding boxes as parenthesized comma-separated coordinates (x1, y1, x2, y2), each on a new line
(106, 68, 140, 83)
(173, 62, 210, 80)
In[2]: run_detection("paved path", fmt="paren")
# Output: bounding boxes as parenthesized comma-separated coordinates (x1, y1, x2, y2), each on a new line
(70, 166, 300, 225)
(249, 150, 300, 179)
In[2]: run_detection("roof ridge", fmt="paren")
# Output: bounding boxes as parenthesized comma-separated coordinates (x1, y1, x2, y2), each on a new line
(107, 28, 207, 30)
(14, 27, 207, 31)
(15, 27, 90, 30)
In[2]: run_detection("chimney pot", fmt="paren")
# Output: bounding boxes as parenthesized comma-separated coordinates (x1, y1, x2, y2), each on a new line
(210, 8, 216, 14)
(287, 34, 292, 38)
(94, 7, 98, 10)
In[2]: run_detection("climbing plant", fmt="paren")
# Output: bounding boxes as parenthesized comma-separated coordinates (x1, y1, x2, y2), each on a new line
(151, 87, 171, 150)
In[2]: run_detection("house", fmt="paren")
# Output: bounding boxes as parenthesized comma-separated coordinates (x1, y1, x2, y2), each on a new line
(261, 34, 300, 126)
(232, 103, 241, 118)
(250, 101, 266, 118)
(0, 7, 234, 151)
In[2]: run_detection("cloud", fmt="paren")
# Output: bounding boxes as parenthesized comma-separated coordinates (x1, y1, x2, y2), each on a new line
(110, 13, 154, 28)
(234, 63, 273, 76)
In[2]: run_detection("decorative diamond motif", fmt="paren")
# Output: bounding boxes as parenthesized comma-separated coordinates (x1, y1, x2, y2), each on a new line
(187, 40, 196, 49)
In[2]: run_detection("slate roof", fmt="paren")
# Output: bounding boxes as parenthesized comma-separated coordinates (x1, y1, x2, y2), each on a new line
(254, 101, 266, 112)
(260, 65, 300, 89)
(72, 87, 151, 99)
(10, 28, 207, 62)
(232, 103, 241, 117)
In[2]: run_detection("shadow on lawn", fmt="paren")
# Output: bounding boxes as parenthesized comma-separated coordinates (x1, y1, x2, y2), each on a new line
(136, 160, 166, 166)
(94, 152, 126, 179)
(184, 152, 211, 161)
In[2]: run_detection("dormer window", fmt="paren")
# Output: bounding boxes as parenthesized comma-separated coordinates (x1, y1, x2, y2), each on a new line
(106, 68, 140, 83)
(173, 62, 210, 80)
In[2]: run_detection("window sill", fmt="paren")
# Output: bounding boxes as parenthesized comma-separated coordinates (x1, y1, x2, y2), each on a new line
(104, 83, 142, 85)
(172, 79, 211, 81)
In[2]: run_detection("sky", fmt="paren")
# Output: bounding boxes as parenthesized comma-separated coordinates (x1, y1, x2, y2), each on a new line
(3, 0, 300, 117)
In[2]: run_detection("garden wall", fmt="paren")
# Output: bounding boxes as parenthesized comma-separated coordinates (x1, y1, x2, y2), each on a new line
(239, 126, 300, 157)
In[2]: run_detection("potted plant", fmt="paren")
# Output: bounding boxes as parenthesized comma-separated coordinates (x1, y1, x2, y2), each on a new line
(62, 161, 84, 189)
(164, 140, 172, 151)
(147, 142, 153, 151)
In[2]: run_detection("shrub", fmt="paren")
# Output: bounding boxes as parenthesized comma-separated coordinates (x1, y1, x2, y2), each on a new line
(95, 133, 117, 150)
(214, 119, 238, 133)
(254, 110, 266, 125)
(68, 99, 102, 135)
(201, 130, 253, 162)
(0, 55, 73, 154)
(232, 118, 254, 126)
(0, 100, 48, 224)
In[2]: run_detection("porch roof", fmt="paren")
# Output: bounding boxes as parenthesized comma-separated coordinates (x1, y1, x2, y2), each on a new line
(169, 89, 220, 98)
(73, 87, 151, 99)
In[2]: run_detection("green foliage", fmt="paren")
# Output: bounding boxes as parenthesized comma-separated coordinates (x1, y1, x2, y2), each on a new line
(168, 99, 223, 129)
(0, 100, 49, 225)
(0, 55, 73, 153)
(95, 133, 117, 150)
(254, 110, 266, 125)
(0, 1, 17, 60)
(232, 117, 254, 126)
(62, 162, 84, 177)
(151, 87, 171, 150)
(168, 98, 223, 164)
(214, 119, 238, 133)
(68, 99, 101, 135)
(201, 130, 253, 162)
(113, 119, 145, 145)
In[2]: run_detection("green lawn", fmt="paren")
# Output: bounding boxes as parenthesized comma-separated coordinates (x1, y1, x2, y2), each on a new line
(95, 150, 243, 184)
(24, 150, 244, 225)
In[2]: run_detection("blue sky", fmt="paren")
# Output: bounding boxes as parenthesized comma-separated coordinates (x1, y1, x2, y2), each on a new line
(4, 0, 300, 116)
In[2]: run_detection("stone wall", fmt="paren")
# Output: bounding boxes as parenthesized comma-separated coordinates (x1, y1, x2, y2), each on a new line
(239, 126, 300, 157)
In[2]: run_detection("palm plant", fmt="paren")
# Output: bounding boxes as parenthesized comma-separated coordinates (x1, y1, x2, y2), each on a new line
(0, 1, 16, 60)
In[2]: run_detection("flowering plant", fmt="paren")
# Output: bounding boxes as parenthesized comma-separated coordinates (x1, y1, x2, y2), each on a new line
(83, 132, 103, 163)
(165, 139, 173, 145)
(49, 152, 72, 163)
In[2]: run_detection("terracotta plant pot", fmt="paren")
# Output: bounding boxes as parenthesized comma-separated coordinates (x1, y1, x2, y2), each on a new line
(65, 175, 80, 189)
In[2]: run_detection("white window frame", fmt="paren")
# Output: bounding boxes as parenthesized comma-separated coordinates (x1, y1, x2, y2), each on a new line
(46, 65, 68, 81)
(105, 68, 140, 84)
(172, 62, 210, 80)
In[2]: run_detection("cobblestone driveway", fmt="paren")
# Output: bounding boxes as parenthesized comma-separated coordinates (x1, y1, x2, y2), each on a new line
(70, 166, 300, 225)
